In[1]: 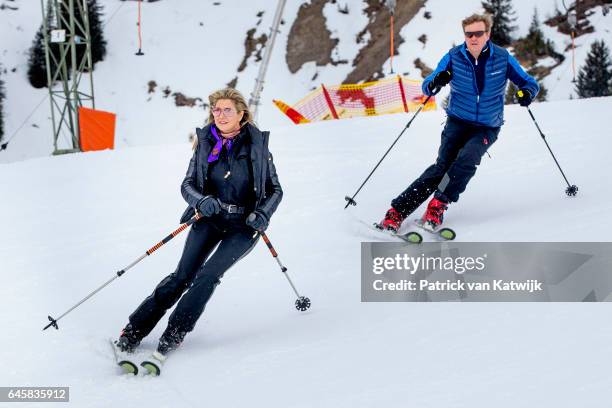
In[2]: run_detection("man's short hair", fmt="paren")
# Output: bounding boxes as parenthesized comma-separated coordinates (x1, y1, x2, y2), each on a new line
(461, 13, 493, 32)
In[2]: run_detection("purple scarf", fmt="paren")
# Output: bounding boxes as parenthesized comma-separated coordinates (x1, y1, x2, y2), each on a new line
(207, 126, 234, 163)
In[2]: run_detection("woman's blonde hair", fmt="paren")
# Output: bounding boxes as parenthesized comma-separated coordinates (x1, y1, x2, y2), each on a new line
(207, 88, 253, 126)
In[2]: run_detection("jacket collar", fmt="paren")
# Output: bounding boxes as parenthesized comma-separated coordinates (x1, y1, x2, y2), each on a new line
(460, 40, 493, 61)
(245, 122, 264, 146)
(199, 122, 263, 145)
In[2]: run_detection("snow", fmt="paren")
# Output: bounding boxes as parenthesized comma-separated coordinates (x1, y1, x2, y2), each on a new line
(536, 55, 559, 67)
(2, 0, 611, 163)
(541, 4, 612, 100)
(1, 96, 612, 406)
(2, 1, 612, 406)
(322, 0, 369, 74)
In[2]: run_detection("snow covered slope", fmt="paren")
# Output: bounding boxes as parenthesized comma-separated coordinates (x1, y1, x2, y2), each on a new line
(1, 96, 611, 407)
(1, 0, 611, 163)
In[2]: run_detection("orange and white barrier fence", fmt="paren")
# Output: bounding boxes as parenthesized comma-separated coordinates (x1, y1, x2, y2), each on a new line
(273, 75, 436, 124)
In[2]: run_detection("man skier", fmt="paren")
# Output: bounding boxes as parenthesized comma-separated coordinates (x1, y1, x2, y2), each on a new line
(379, 13, 539, 232)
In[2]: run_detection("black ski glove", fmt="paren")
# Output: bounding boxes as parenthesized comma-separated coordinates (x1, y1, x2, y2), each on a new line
(197, 196, 221, 217)
(428, 70, 452, 93)
(246, 211, 269, 232)
(516, 89, 533, 107)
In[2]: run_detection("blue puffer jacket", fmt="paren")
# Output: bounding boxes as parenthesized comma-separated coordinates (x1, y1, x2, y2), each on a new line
(423, 41, 539, 128)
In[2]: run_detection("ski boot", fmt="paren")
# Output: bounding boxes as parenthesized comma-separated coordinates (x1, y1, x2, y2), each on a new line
(420, 197, 448, 231)
(141, 327, 186, 376)
(378, 207, 405, 232)
(116, 323, 142, 353)
(112, 324, 143, 375)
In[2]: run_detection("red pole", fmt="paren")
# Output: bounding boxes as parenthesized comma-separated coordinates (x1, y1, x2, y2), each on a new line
(397, 75, 408, 112)
(321, 84, 339, 119)
(136, 0, 144, 55)
(571, 30, 576, 82)
(390, 14, 395, 74)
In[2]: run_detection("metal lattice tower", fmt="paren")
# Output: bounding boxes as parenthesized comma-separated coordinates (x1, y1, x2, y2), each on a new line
(248, 0, 287, 120)
(40, 0, 95, 155)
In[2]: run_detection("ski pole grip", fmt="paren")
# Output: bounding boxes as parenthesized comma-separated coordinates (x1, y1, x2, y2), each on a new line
(261, 233, 278, 257)
(516, 90, 524, 98)
(247, 213, 256, 223)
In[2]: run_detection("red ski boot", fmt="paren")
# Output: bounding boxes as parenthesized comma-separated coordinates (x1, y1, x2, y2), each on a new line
(421, 197, 448, 231)
(379, 207, 405, 232)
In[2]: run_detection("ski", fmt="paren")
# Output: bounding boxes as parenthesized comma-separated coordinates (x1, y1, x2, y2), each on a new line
(140, 351, 166, 376)
(109, 338, 139, 375)
(372, 222, 423, 244)
(413, 218, 457, 241)
(350, 213, 451, 243)
(109, 338, 165, 376)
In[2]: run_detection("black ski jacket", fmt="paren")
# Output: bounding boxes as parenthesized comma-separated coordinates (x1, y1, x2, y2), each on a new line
(179, 123, 283, 223)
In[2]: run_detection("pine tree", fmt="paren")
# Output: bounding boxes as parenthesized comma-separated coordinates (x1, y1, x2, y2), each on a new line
(63, 0, 107, 67)
(27, 26, 50, 89)
(481, 0, 517, 47)
(575, 40, 612, 98)
(526, 8, 546, 55)
(88, 0, 107, 65)
(27, 0, 106, 88)
(27, 0, 59, 89)
(545, 38, 565, 63)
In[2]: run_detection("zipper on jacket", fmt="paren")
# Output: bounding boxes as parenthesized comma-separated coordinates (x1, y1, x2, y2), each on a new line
(474, 58, 480, 121)
(223, 148, 232, 179)
(225, 158, 232, 178)
(467, 57, 480, 122)
(468, 47, 492, 123)
(476, 48, 493, 123)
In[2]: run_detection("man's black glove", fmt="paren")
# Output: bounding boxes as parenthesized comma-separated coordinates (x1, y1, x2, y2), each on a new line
(428, 70, 452, 93)
(197, 196, 221, 217)
(516, 89, 533, 107)
(246, 211, 269, 232)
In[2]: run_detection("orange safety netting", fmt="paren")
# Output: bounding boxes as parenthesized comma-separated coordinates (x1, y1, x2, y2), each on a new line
(78, 106, 116, 151)
(274, 75, 436, 124)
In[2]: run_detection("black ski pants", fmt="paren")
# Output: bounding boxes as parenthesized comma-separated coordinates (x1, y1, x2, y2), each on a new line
(391, 115, 500, 216)
(128, 213, 259, 338)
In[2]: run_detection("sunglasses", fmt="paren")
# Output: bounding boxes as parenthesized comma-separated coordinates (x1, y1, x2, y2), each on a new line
(464, 30, 486, 38)
(212, 107, 238, 117)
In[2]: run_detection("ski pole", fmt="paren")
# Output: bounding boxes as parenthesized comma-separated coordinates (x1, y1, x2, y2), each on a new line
(519, 91, 579, 197)
(43, 213, 203, 331)
(252, 220, 310, 312)
(344, 91, 436, 208)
